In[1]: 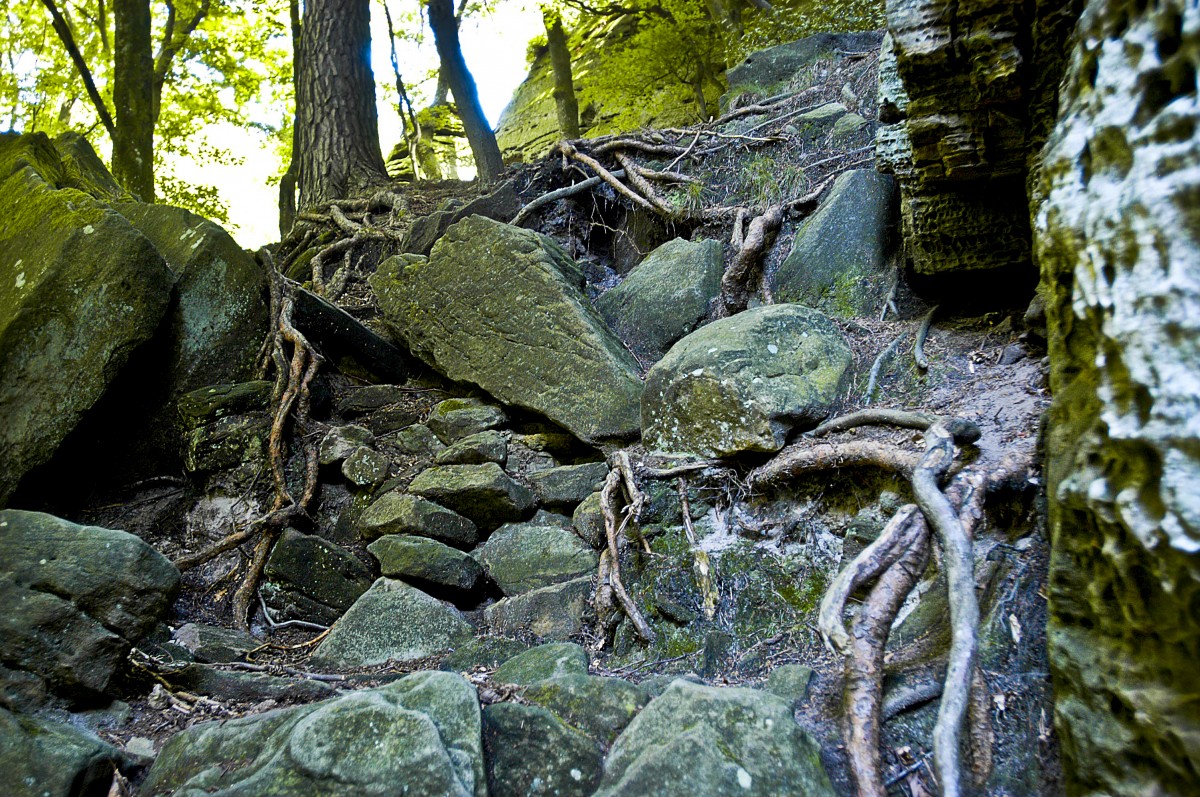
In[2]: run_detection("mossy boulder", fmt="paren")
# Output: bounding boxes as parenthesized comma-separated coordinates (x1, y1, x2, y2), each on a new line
(0, 133, 175, 504)
(368, 534, 485, 593)
(407, 463, 535, 531)
(427, 397, 508, 443)
(435, 430, 508, 466)
(492, 642, 590, 686)
(0, 510, 180, 701)
(143, 671, 485, 797)
(482, 703, 603, 797)
(477, 522, 599, 595)
(571, 491, 606, 548)
(596, 238, 725, 364)
(263, 529, 374, 625)
(527, 462, 610, 510)
(371, 216, 644, 443)
(0, 706, 145, 797)
(642, 304, 852, 457)
(769, 170, 899, 317)
(484, 577, 592, 641)
(311, 579, 473, 668)
(355, 491, 479, 547)
(594, 680, 834, 796)
(520, 674, 650, 745)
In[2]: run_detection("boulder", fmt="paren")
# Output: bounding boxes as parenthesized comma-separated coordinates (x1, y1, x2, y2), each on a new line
(526, 462, 609, 509)
(0, 132, 175, 504)
(725, 31, 885, 98)
(355, 491, 479, 547)
(341, 446, 389, 487)
(769, 170, 898, 317)
(595, 238, 724, 364)
(168, 664, 336, 704)
(484, 577, 592, 641)
(435, 430, 508, 466)
(0, 706, 144, 797)
(571, 491, 606, 548)
(0, 510, 179, 700)
(391, 423, 448, 459)
(407, 463, 534, 531)
(520, 674, 650, 745)
(642, 304, 852, 457)
(765, 664, 813, 706)
(172, 623, 261, 664)
(1037, 0, 1200, 793)
(482, 703, 603, 797)
(291, 286, 413, 383)
(492, 642, 590, 686)
(263, 529, 374, 625)
(335, 384, 411, 417)
(368, 535, 485, 593)
(371, 216, 644, 443)
(594, 680, 834, 796)
(312, 579, 472, 668)
(116, 202, 268, 394)
(402, 183, 522, 256)
(50, 131, 124, 200)
(143, 671, 485, 797)
(318, 424, 373, 465)
(477, 522, 598, 595)
(427, 397, 508, 443)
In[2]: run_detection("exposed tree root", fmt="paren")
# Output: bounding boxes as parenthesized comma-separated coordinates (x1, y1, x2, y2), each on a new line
(558, 140, 657, 214)
(863, 334, 905, 405)
(810, 408, 981, 445)
(173, 255, 324, 632)
(715, 203, 784, 317)
(915, 305, 938, 370)
(512, 170, 627, 226)
(594, 451, 656, 644)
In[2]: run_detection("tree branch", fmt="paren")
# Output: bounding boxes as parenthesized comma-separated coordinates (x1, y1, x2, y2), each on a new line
(38, 0, 116, 138)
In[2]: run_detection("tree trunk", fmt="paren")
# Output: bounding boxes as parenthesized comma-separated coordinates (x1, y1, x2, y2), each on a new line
(427, 0, 504, 185)
(543, 9, 579, 139)
(279, 0, 301, 235)
(295, 0, 388, 209)
(112, 0, 155, 201)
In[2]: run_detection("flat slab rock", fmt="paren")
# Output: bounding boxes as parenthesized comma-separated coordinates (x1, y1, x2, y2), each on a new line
(143, 671, 485, 797)
(642, 304, 852, 458)
(371, 216, 644, 443)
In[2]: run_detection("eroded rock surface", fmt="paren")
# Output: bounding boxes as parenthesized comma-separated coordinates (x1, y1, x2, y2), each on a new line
(1038, 0, 1200, 792)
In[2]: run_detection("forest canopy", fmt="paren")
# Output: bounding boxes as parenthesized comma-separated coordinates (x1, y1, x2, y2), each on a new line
(1, 0, 882, 232)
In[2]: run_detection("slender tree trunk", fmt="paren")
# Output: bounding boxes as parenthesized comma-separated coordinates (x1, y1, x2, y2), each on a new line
(296, 0, 388, 208)
(427, 0, 504, 185)
(279, 0, 301, 234)
(543, 8, 579, 139)
(112, 0, 154, 201)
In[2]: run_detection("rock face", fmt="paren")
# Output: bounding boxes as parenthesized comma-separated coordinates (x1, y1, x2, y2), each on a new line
(1037, 0, 1200, 793)
(769, 170, 898, 316)
(642, 304, 852, 458)
(594, 680, 833, 796)
(596, 238, 724, 364)
(0, 133, 175, 504)
(0, 510, 179, 701)
(143, 671, 486, 797)
(875, 0, 1083, 277)
(371, 216, 644, 443)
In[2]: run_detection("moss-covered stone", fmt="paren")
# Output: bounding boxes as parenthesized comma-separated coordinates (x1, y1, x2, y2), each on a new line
(596, 238, 725, 364)
(368, 534, 484, 592)
(595, 680, 834, 796)
(482, 703, 602, 797)
(769, 170, 898, 317)
(0, 133, 175, 503)
(371, 217, 644, 443)
(642, 304, 852, 457)
(527, 462, 609, 509)
(407, 463, 534, 531)
(355, 491, 479, 547)
(0, 706, 143, 797)
(143, 671, 485, 797)
(477, 522, 598, 595)
(341, 446, 389, 487)
(484, 577, 592, 641)
(435, 430, 508, 466)
(311, 579, 473, 668)
(391, 423, 448, 459)
(318, 424, 373, 465)
(263, 529, 374, 624)
(427, 397, 508, 443)
(492, 642, 589, 686)
(571, 491, 606, 549)
(520, 674, 650, 745)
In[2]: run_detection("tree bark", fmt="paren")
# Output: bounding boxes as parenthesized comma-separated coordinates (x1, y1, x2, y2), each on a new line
(112, 0, 155, 201)
(427, 0, 504, 185)
(279, 0, 301, 235)
(543, 8, 579, 139)
(296, 0, 389, 208)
